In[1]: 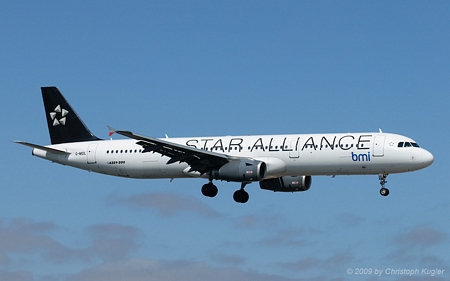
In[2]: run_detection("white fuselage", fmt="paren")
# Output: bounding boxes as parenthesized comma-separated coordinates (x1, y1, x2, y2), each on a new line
(31, 132, 434, 180)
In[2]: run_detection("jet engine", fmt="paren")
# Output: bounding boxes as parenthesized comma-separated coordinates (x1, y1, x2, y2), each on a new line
(211, 159, 267, 182)
(259, 176, 312, 192)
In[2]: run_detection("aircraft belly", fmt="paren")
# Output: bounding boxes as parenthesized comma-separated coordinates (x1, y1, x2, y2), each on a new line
(142, 158, 185, 179)
(140, 159, 158, 178)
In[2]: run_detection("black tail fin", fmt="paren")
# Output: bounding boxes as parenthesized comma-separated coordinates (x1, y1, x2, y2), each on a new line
(41, 87, 101, 144)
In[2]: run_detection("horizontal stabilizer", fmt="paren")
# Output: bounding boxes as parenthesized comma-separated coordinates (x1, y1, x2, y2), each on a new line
(13, 141, 70, 155)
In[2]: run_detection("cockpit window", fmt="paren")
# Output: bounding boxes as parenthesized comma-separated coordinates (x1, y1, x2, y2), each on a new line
(398, 141, 420, 148)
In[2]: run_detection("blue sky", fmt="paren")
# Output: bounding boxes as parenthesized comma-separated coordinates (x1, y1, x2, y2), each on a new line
(1, 1, 449, 280)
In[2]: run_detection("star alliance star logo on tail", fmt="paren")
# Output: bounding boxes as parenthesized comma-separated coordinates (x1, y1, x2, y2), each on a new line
(49, 105, 69, 126)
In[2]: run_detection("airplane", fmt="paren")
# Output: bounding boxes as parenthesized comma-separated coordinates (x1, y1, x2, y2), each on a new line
(15, 87, 434, 203)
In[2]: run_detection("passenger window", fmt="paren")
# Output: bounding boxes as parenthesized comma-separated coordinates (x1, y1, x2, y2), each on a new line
(398, 142, 403, 147)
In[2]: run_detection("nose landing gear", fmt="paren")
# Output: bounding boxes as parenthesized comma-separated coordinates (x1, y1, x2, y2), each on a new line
(379, 173, 389, 196)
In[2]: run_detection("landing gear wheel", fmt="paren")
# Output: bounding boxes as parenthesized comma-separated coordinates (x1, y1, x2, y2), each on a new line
(380, 187, 390, 196)
(233, 189, 249, 203)
(378, 173, 389, 197)
(201, 183, 218, 197)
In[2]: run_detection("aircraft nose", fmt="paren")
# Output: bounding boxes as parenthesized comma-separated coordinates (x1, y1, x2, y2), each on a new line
(421, 149, 434, 168)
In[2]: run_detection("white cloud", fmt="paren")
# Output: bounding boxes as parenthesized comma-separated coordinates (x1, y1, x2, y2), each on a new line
(337, 213, 365, 228)
(0, 270, 33, 281)
(256, 233, 307, 248)
(88, 223, 142, 262)
(387, 224, 448, 266)
(66, 258, 297, 281)
(9, 217, 56, 234)
(232, 213, 285, 230)
(394, 225, 447, 248)
(0, 218, 144, 278)
(209, 252, 246, 266)
(279, 257, 322, 271)
(112, 192, 222, 218)
(0, 218, 77, 264)
(275, 249, 358, 280)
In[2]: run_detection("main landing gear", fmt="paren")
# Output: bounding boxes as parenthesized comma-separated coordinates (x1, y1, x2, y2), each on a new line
(201, 181, 250, 203)
(233, 183, 249, 204)
(379, 173, 389, 196)
(201, 182, 218, 197)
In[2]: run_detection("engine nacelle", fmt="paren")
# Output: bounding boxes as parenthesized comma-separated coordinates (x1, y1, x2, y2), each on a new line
(259, 176, 312, 192)
(212, 160, 267, 182)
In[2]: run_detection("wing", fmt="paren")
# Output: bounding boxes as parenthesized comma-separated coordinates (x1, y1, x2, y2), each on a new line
(110, 128, 233, 175)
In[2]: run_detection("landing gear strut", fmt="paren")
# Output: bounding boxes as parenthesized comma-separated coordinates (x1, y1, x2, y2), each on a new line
(233, 182, 249, 203)
(379, 173, 389, 196)
(201, 182, 218, 197)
